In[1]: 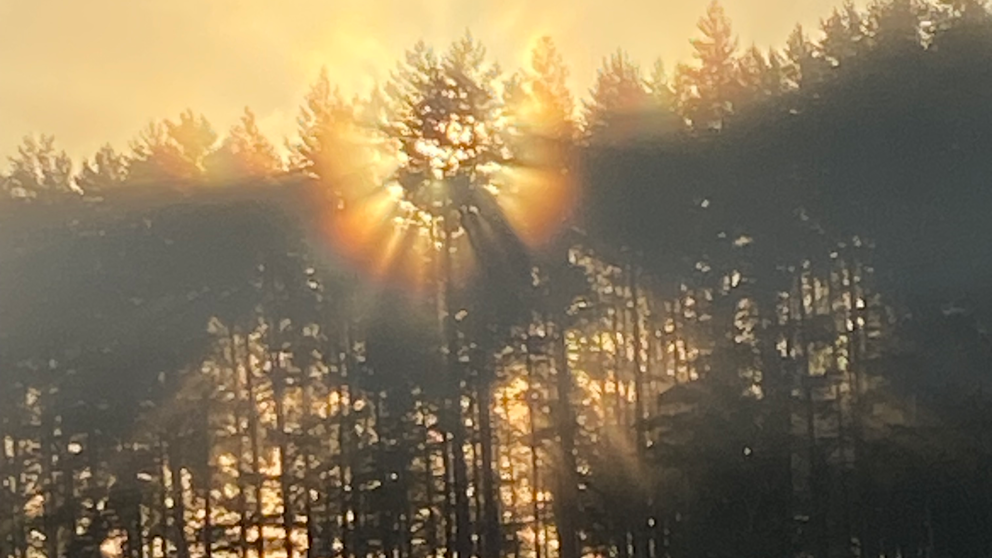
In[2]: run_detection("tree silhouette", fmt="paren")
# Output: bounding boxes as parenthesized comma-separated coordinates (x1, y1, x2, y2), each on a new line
(207, 107, 282, 181)
(77, 144, 128, 194)
(676, 0, 740, 131)
(585, 50, 652, 142)
(127, 110, 217, 185)
(2, 135, 75, 201)
(3, 3, 992, 558)
(289, 67, 356, 181)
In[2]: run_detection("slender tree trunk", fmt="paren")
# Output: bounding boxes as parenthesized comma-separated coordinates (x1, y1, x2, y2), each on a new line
(339, 365, 353, 558)
(477, 369, 501, 558)
(41, 405, 59, 558)
(449, 351, 474, 558)
(0, 419, 10, 558)
(204, 475, 213, 558)
(199, 385, 214, 558)
(423, 403, 439, 556)
(232, 331, 250, 558)
(611, 307, 623, 426)
(470, 392, 484, 558)
(242, 332, 265, 558)
(630, 263, 646, 451)
(169, 445, 191, 558)
(12, 430, 30, 558)
(340, 316, 365, 558)
(269, 320, 297, 558)
(276, 384, 296, 558)
(132, 488, 146, 558)
(64, 432, 80, 557)
(525, 346, 543, 558)
(629, 260, 648, 558)
(797, 272, 829, 558)
(551, 317, 580, 558)
(846, 254, 870, 558)
(438, 215, 473, 558)
(442, 419, 456, 558)
(301, 372, 316, 558)
(0, 392, 7, 558)
(755, 268, 793, 558)
(829, 262, 854, 558)
(157, 439, 169, 558)
(502, 390, 521, 558)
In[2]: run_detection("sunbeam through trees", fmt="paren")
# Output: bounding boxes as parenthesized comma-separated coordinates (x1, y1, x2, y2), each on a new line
(2, 2, 992, 558)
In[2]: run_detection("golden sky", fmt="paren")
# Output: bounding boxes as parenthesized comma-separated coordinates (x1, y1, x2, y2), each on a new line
(0, 0, 850, 163)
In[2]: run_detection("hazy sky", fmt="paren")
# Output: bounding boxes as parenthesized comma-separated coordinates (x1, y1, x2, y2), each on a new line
(0, 0, 848, 163)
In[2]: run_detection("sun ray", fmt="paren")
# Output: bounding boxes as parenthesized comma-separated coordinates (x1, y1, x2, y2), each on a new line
(306, 42, 582, 298)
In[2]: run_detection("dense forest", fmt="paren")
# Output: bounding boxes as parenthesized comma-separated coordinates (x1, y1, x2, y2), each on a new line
(2, 1, 992, 558)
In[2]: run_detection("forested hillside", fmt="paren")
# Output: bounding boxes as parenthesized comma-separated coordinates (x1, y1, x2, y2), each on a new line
(2, 2, 991, 558)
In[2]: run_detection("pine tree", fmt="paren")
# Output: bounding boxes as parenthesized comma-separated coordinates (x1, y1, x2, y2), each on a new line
(783, 25, 827, 90)
(820, 2, 868, 68)
(676, 0, 741, 130)
(868, 0, 928, 51)
(126, 121, 178, 184)
(931, 0, 992, 50)
(506, 36, 576, 143)
(2, 135, 75, 201)
(585, 50, 651, 141)
(643, 59, 686, 134)
(763, 49, 787, 97)
(383, 32, 508, 558)
(737, 45, 772, 109)
(384, 33, 504, 206)
(647, 59, 677, 113)
(77, 144, 128, 194)
(127, 110, 217, 185)
(734, 45, 786, 106)
(207, 107, 282, 181)
(166, 109, 218, 174)
(289, 67, 355, 181)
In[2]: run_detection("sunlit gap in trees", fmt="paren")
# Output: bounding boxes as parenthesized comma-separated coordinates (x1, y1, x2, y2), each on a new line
(309, 88, 577, 295)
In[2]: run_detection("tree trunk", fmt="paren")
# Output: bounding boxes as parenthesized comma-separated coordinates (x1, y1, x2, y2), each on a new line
(796, 272, 829, 558)
(231, 331, 250, 558)
(552, 318, 580, 558)
(439, 215, 473, 558)
(628, 260, 648, 558)
(525, 346, 544, 558)
(269, 317, 297, 558)
(242, 332, 265, 558)
(42, 403, 59, 558)
(423, 403, 439, 555)
(477, 370, 501, 558)
(301, 367, 316, 558)
(169, 444, 191, 558)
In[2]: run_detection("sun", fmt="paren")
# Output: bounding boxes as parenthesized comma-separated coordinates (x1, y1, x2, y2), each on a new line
(308, 53, 578, 295)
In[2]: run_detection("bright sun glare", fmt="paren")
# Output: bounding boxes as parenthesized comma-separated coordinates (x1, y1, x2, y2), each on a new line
(311, 93, 577, 293)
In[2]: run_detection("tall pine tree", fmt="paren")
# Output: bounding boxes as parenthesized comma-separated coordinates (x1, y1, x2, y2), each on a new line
(77, 144, 128, 194)
(675, 0, 740, 131)
(207, 107, 282, 181)
(585, 50, 651, 142)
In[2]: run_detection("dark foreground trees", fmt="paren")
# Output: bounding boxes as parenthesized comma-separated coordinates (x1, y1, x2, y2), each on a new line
(3, 1, 992, 558)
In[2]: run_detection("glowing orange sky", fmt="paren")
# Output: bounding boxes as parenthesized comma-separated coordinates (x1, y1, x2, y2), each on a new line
(0, 0, 857, 163)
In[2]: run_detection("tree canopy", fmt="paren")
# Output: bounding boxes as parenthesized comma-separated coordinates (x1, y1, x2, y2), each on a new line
(2, 3, 992, 558)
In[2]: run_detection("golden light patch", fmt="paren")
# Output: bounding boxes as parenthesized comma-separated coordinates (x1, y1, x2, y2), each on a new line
(300, 61, 583, 297)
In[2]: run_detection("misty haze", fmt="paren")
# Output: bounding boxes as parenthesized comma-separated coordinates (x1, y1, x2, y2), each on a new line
(1, 1, 991, 558)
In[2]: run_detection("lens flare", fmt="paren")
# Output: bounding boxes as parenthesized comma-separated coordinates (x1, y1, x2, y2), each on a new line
(310, 104, 578, 295)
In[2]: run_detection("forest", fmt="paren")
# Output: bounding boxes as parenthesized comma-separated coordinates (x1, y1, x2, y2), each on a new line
(2, 1, 992, 557)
